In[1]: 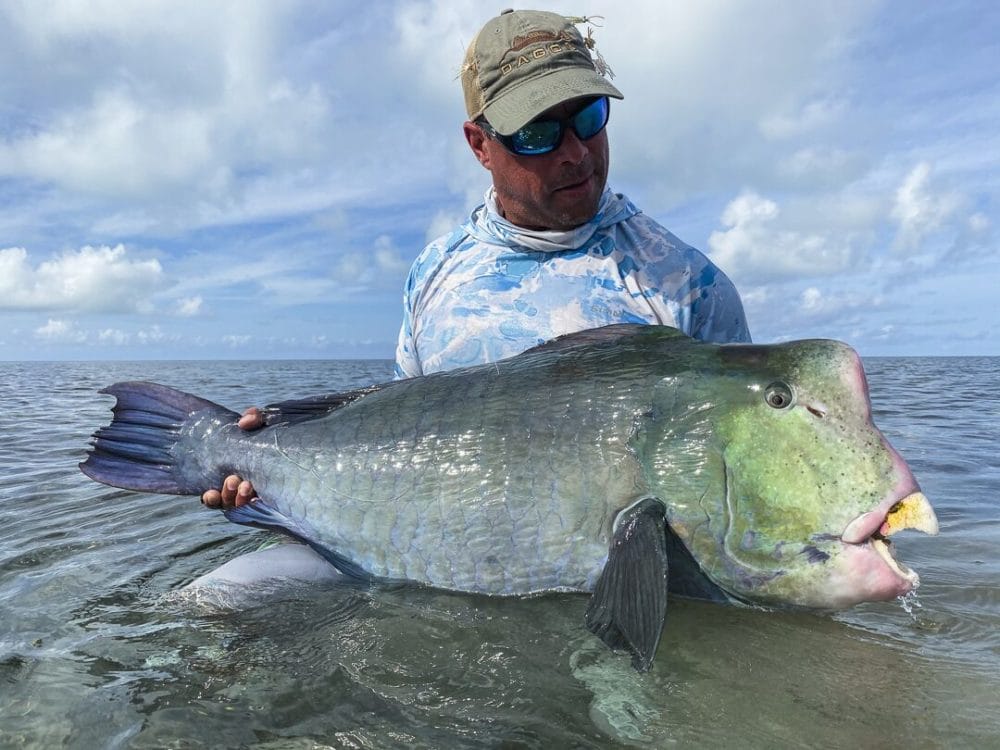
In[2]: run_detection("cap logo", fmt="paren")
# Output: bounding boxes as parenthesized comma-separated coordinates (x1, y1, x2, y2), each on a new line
(509, 29, 572, 51)
(500, 30, 577, 77)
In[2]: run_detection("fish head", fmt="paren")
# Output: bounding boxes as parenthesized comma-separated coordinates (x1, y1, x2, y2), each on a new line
(643, 337, 938, 610)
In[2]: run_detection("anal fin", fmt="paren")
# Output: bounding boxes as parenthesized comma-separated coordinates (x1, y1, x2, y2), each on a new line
(585, 497, 669, 672)
(224, 501, 372, 582)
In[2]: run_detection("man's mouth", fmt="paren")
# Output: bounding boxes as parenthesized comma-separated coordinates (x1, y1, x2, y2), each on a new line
(555, 173, 593, 192)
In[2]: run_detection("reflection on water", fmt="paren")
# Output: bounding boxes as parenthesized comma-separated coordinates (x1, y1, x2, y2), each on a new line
(1, 357, 998, 747)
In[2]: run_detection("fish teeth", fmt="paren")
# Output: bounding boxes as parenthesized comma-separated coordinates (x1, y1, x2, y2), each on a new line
(872, 537, 919, 586)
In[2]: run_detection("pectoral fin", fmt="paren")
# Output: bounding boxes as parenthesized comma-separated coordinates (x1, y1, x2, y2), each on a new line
(585, 497, 669, 672)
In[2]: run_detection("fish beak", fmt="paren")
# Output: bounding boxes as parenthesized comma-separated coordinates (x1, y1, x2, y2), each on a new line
(841, 492, 938, 544)
(879, 492, 939, 537)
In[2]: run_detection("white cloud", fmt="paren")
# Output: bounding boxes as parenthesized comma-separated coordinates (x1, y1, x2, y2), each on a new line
(373, 235, 411, 275)
(777, 148, 867, 188)
(35, 318, 87, 343)
(333, 235, 412, 291)
(0, 1, 339, 209)
(222, 334, 252, 348)
(137, 325, 170, 345)
(798, 286, 882, 320)
(0, 244, 164, 312)
(98, 328, 130, 345)
(759, 97, 848, 140)
(707, 192, 858, 284)
(425, 208, 467, 243)
(969, 213, 991, 233)
(176, 296, 203, 317)
(597, 1, 878, 201)
(891, 162, 960, 252)
(0, 89, 214, 198)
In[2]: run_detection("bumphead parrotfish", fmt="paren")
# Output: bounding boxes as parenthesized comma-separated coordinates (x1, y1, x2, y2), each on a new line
(80, 325, 938, 671)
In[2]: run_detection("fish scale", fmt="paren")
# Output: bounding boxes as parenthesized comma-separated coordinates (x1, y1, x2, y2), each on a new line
(199, 363, 644, 594)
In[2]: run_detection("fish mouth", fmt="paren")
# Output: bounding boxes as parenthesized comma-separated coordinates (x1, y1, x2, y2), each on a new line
(840, 492, 938, 588)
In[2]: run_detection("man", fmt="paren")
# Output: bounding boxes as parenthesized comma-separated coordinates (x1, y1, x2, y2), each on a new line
(203, 9, 749, 509)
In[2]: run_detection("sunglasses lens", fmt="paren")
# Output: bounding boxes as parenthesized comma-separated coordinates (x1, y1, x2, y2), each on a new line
(573, 97, 610, 140)
(511, 121, 562, 155)
(496, 96, 611, 156)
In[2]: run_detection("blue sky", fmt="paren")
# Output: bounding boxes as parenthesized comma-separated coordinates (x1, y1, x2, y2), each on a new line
(1, 1, 997, 360)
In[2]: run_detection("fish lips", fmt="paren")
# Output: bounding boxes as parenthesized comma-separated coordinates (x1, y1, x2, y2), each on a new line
(836, 491, 939, 599)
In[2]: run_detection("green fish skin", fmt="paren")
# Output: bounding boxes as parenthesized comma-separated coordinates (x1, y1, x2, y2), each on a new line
(80, 324, 938, 670)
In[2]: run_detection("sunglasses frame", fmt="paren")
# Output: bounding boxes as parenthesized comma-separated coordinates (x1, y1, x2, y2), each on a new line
(477, 96, 610, 156)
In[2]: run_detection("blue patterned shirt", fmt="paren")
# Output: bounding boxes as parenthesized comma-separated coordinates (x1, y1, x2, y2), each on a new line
(394, 187, 750, 378)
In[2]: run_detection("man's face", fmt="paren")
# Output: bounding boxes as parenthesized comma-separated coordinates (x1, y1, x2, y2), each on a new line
(464, 97, 610, 231)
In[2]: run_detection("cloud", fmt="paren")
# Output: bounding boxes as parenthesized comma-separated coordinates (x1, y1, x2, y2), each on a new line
(0, 89, 215, 198)
(599, 1, 878, 201)
(707, 192, 858, 284)
(35, 318, 87, 343)
(798, 286, 883, 321)
(0, 1, 340, 213)
(137, 325, 171, 345)
(969, 213, 991, 233)
(776, 147, 868, 189)
(759, 97, 848, 140)
(333, 235, 413, 292)
(891, 162, 960, 252)
(222, 334, 252, 348)
(425, 207, 468, 243)
(176, 296, 203, 317)
(98, 328, 130, 345)
(33, 321, 182, 347)
(0, 244, 164, 312)
(373, 235, 412, 275)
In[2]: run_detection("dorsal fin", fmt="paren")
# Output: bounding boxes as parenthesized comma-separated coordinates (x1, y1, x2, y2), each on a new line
(260, 383, 400, 427)
(521, 324, 681, 357)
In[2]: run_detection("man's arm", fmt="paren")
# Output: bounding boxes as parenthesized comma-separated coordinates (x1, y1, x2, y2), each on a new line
(393, 263, 423, 379)
(689, 262, 752, 344)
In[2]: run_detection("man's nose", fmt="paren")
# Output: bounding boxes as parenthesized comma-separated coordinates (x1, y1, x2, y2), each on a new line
(556, 128, 589, 163)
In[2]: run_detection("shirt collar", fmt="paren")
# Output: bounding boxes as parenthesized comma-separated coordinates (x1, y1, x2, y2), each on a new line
(466, 186, 639, 253)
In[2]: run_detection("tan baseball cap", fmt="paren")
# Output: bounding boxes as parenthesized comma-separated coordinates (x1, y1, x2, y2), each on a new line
(462, 9, 623, 136)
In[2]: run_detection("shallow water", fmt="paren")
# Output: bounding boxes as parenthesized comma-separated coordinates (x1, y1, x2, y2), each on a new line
(1, 356, 998, 748)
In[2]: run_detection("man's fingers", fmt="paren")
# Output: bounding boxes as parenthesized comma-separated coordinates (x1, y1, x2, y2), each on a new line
(237, 407, 264, 431)
(202, 475, 256, 510)
(220, 475, 240, 503)
(235, 480, 257, 507)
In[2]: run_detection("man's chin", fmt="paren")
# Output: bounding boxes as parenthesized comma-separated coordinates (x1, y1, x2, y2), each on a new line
(550, 183, 602, 226)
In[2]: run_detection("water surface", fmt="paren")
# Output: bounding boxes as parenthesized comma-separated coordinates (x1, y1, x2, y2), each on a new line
(1, 357, 997, 747)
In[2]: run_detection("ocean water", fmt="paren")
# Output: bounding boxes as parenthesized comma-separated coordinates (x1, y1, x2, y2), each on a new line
(1, 355, 998, 748)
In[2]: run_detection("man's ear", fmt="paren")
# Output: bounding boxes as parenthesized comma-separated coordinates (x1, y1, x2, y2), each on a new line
(463, 121, 492, 169)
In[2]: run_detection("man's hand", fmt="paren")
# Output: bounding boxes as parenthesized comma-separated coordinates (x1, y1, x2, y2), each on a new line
(202, 475, 257, 508)
(200, 407, 264, 509)
(233, 406, 265, 431)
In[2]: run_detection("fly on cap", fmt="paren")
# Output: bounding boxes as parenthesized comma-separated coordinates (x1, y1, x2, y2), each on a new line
(462, 9, 623, 136)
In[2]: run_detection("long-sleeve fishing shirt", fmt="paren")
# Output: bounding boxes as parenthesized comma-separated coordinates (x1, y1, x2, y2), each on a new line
(394, 187, 750, 378)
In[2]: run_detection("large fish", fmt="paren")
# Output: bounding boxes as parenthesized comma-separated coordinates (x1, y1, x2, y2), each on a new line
(80, 325, 938, 670)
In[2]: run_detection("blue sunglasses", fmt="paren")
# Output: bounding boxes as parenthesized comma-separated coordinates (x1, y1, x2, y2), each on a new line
(478, 96, 610, 156)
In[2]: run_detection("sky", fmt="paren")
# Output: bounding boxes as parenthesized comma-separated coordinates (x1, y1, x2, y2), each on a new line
(1, 0, 997, 361)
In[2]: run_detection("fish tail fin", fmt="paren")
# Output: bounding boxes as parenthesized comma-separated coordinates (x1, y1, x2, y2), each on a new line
(80, 381, 240, 495)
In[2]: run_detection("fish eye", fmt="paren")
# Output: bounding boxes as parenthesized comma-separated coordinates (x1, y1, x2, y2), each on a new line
(764, 382, 795, 410)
